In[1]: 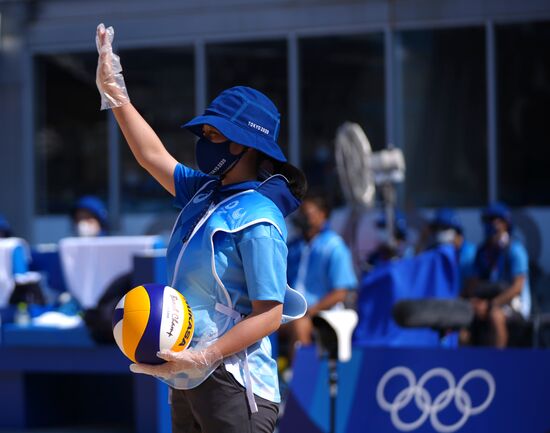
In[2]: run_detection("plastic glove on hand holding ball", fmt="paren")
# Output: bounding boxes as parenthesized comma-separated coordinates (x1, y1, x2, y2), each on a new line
(112, 284, 221, 380)
(130, 345, 223, 380)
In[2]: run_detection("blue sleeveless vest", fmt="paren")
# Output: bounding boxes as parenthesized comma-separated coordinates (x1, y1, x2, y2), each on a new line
(164, 176, 306, 392)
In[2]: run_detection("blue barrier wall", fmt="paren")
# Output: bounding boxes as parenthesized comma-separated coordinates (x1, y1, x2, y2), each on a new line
(281, 346, 550, 433)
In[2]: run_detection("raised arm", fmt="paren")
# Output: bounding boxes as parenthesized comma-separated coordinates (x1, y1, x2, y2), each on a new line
(95, 24, 177, 195)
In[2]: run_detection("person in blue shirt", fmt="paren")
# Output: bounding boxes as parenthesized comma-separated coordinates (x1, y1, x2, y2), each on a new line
(283, 193, 357, 358)
(0, 214, 36, 307)
(0, 214, 28, 275)
(428, 208, 476, 290)
(365, 209, 413, 271)
(95, 24, 307, 433)
(463, 203, 531, 348)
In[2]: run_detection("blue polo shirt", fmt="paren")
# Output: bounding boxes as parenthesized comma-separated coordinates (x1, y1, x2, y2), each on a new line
(12, 245, 28, 274)
(473, 239, 531, 318)
(287, 226, 357, 307)
(172, 164, 287, 307)
(458, 240, 476, 286)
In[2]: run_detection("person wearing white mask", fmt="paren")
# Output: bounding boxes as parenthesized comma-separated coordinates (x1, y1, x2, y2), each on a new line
(71, 196, 109, 237)
(428, 208, 476, 290)
(365, 209, 413, 271)
(462, 203, 531, 348)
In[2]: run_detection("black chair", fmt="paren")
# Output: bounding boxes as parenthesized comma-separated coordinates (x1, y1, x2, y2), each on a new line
(530, 272, 550, 348)
(393, 298, 473, 342)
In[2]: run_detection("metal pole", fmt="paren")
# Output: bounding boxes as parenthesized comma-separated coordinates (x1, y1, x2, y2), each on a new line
(22, 48, 35, 241)
(383, 183, 396, 248)
(328, 358, 338, 433)
(195, 39, 207, 115)
(384, 26, 395, 147)
(288, 33, 300, 167)
(486, 20, 498, 203)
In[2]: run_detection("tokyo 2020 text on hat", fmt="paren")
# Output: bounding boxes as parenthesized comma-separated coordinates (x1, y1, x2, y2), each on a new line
(183, 86, 287, 163)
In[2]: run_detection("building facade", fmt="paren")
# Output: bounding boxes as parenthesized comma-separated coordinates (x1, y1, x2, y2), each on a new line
(1, 0, 550, 271)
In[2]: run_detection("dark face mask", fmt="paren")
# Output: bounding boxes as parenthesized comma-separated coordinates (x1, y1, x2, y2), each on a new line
(195, 137, 247, 176)
(293, 212, 312, 236)
(483, 221, 498, 240)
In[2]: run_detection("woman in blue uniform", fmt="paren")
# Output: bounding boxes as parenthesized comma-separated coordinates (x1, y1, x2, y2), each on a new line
(95, 24, 307, 433)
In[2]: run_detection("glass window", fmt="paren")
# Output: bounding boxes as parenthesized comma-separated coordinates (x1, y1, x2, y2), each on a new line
(300, 34, 385, 205)
(396, 28, 487, 207)
(35, 53, 108, 215)
(119, 48, 195, 212)
(206, 40, 288, 153)
(497, 21, 550, 206)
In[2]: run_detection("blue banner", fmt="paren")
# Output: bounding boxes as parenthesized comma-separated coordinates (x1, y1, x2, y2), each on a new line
(280, 346, 550, 433)
(353, 245, 460, 347)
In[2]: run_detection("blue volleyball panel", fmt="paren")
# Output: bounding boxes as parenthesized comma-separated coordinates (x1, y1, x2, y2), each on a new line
(135, 285, 165, 365)
(112, 308, 124, 328)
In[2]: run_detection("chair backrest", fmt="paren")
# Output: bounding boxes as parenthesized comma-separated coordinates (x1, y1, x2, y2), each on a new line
(393, 298, 473, 331)
(532, 272, 550, 314)
(0, 238, 30, 307)
(59, 236, 162, 309)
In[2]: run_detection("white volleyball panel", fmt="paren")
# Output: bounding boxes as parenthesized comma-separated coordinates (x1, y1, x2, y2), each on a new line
(159, 286, 185, 350)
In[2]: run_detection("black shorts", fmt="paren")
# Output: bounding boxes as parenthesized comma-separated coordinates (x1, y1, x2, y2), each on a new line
(170, 364, 279, 433)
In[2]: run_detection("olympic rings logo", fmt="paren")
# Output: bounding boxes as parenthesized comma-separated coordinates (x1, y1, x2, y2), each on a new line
(376, 366, 495, 432)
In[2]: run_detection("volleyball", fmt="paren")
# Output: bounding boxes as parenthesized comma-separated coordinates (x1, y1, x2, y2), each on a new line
(112, 283, 194, 365)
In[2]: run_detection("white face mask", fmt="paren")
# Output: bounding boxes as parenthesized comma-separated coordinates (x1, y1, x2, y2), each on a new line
(76, 220, 101, 237)
(435, 229, 456, 245)
(497, 231, 510, 248)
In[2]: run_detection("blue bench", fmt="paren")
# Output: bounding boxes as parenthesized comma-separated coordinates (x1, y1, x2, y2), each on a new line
(0, 324, 171, 433)
(0, 252, 173, 432)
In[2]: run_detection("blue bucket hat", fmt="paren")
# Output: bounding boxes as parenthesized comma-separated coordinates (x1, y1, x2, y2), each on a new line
(431, 208, 463, 234)
(482, 202, 512, 226)
(182, 86, 287, 162)
(73, 196, 109, 229)
(376, 209, 408, 239)
(482, 202, 512, 231)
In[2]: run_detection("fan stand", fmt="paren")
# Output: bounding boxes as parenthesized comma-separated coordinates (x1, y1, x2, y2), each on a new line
(380, 183, 397, 248)
(312, 319, 339, 433)
(328, 356, 338, 433)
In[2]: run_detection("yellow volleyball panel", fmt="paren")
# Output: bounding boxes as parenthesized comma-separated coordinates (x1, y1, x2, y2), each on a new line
(122, 286, 150, 362)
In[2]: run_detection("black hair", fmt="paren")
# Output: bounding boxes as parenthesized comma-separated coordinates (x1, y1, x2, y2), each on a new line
(275, 161, 308, 201)
(302, 190, 332, 216)
(256, 153, 308, 201)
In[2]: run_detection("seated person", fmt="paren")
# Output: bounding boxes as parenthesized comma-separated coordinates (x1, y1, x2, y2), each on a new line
(68, 196, 163, 341)
(281, 193, 357, 360)
(0, 214, 28, 274)
(428, 208, 476, 288)
(365, 209, 413, 271)
(462, 203, 531, 348)
(0, 214, 35, 306)
(72, 196, 109, 237)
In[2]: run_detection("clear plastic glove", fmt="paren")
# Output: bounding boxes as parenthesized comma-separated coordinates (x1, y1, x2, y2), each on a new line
(95, 23, 130, 110)
(129, 346, 223, 380)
